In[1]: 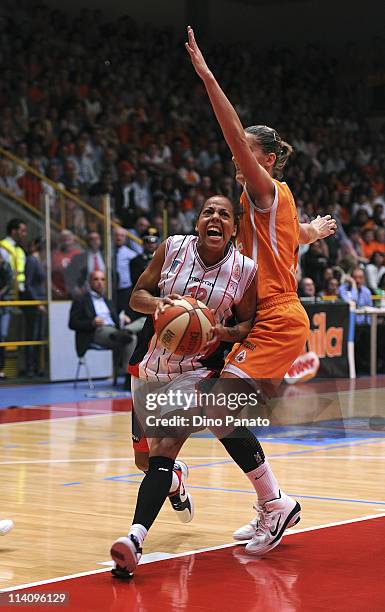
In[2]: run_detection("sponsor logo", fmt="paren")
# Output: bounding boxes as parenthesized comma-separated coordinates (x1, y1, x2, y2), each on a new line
(232, 263, 241, 281)
(243, 340, 256, 351)
(170, 259, 182, 273)
(234, 350, 247, 363)
(191, 277, 215, 287)
(269, 517, 281, 537)
(161, 329, 176, 347)
(308, 312, 343, 358)
(284, 351, 320, 384)
(229, 280, 238, 294)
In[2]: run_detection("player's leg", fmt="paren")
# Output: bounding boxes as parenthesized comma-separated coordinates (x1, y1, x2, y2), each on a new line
(132, 398, 193, 523)
(204, 372, 300, 551)
(111, 435, 188, 576)
(218, 301, 309, 554)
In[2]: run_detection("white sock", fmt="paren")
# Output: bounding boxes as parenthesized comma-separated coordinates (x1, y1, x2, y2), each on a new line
(129, 523, 148, 547)
(245, 460, 280, 505)
(169, 469, 180, 495)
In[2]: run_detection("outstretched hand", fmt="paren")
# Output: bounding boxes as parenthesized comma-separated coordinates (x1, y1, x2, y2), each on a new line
(185, 26, 211, 80)
(310, 215, 337, 240)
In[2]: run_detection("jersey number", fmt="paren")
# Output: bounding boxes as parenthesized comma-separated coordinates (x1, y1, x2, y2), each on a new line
(187, 286, 208, 302)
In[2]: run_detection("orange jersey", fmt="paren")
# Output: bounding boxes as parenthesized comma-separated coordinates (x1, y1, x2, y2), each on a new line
(237, 179, 299, 303)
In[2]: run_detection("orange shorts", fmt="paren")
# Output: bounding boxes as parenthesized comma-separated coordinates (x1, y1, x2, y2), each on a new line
(224, 293, 309, 380)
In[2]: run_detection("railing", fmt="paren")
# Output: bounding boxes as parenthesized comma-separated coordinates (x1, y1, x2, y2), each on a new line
(0, 146, 143, 247)
(0, 148, 144, 380)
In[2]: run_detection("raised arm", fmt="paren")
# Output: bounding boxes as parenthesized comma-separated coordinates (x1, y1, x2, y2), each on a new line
(185, 26, 274, 209)
(299, 215, 337, 244)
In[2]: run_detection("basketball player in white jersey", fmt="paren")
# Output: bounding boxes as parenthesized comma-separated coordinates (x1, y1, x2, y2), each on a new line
(110, 195, 258, 576)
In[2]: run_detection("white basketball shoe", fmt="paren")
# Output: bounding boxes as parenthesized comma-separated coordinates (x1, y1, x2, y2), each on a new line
(110, 534, 142, 576)
(0, 519, 14, 536)
(168, 460, 194, 523)
(234, 491, 301, 552)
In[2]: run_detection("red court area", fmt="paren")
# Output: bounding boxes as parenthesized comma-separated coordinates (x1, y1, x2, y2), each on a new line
(0, 399, 132, 424)
(5, 516, 385, 612)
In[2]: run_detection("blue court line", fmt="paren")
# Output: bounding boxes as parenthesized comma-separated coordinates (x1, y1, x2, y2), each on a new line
(62, 482, 82, 486)
(105, 478, 385, 507)
(65, 438, 385, 488)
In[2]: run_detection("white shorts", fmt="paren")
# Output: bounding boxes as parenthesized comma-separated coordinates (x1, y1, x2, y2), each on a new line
(131, 368, 213, 417)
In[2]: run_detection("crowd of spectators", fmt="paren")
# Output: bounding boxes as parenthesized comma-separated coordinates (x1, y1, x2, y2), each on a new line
(0, 3, 385, 368)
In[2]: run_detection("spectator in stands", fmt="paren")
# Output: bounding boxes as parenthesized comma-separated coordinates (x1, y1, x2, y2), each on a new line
(112, 164, 136, 229)
(372, 204, 384, 227)
(0, 218, 27, 296)
(24, 237, 46, 377)
(65, 231, 105, 298)
(51, 229, 82, 299)
(376, 273, 385, 308)
(178, 156, 201, 187)
(130, 168, 152, 214)
(365, 251, 385, 294)
(301, 240, 330, 292)
(89, 171, 114, 199)
(62, 160, 84, 194)
(69, 139, 98, 187)
(17, 157, 43, 210)
(197, 139, 221, 172)
(130, 228, 160, 287)
(158, 176, 182, 203)
(0, 160, 22, 198)
(339, 267, 372, 324)
(127, 216, 150, 255)
(373, 227, 385, 254)
(0, 249, 13, 379)
(361, 228, 377, 260)
(69, 270, 133, 389)
(298, 277, 316, 299)
(319, 277, 340, 300)
(113, 226, 137, 315)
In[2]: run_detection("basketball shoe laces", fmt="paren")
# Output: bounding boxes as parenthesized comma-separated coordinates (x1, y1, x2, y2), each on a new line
(251, 503, 273, 537)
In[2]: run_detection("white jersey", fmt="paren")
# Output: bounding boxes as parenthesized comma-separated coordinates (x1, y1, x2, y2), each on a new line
(137, 235, 256, 381)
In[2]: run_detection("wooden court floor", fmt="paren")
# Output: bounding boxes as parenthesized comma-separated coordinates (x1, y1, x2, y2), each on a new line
(0, 380, 384, 593)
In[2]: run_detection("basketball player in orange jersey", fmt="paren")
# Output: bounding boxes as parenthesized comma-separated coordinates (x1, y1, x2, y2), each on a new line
(110, 195, 257, 576)
(186, 26, 337, 556)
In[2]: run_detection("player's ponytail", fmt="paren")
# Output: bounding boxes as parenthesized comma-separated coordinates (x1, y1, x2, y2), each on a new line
(274, 140, 294, 178)
(245, 125, 294, 178)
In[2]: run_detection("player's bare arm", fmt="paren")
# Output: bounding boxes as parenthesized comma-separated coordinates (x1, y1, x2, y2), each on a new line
(185, 26, 274, 209)
(129, 242, 182, 315)
(208, 275, 256, 344)
(299, 215, 337, 244)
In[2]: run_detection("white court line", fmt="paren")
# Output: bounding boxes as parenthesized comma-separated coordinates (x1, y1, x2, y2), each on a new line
(0, 412, 130, 427)
(271, 454, 385, 459)
(0, 457, 227, 466)
(1, 512, 384, 593)
(1, 454, 385, 466)
(4, 405, 127, 413)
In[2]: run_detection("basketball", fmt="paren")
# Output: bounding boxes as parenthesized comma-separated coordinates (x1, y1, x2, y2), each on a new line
(154, 296, 215, 355)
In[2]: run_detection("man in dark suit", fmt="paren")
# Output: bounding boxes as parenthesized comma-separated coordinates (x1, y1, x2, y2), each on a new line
(69, 270, 133, 387)
(65, 231, 105, 298)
